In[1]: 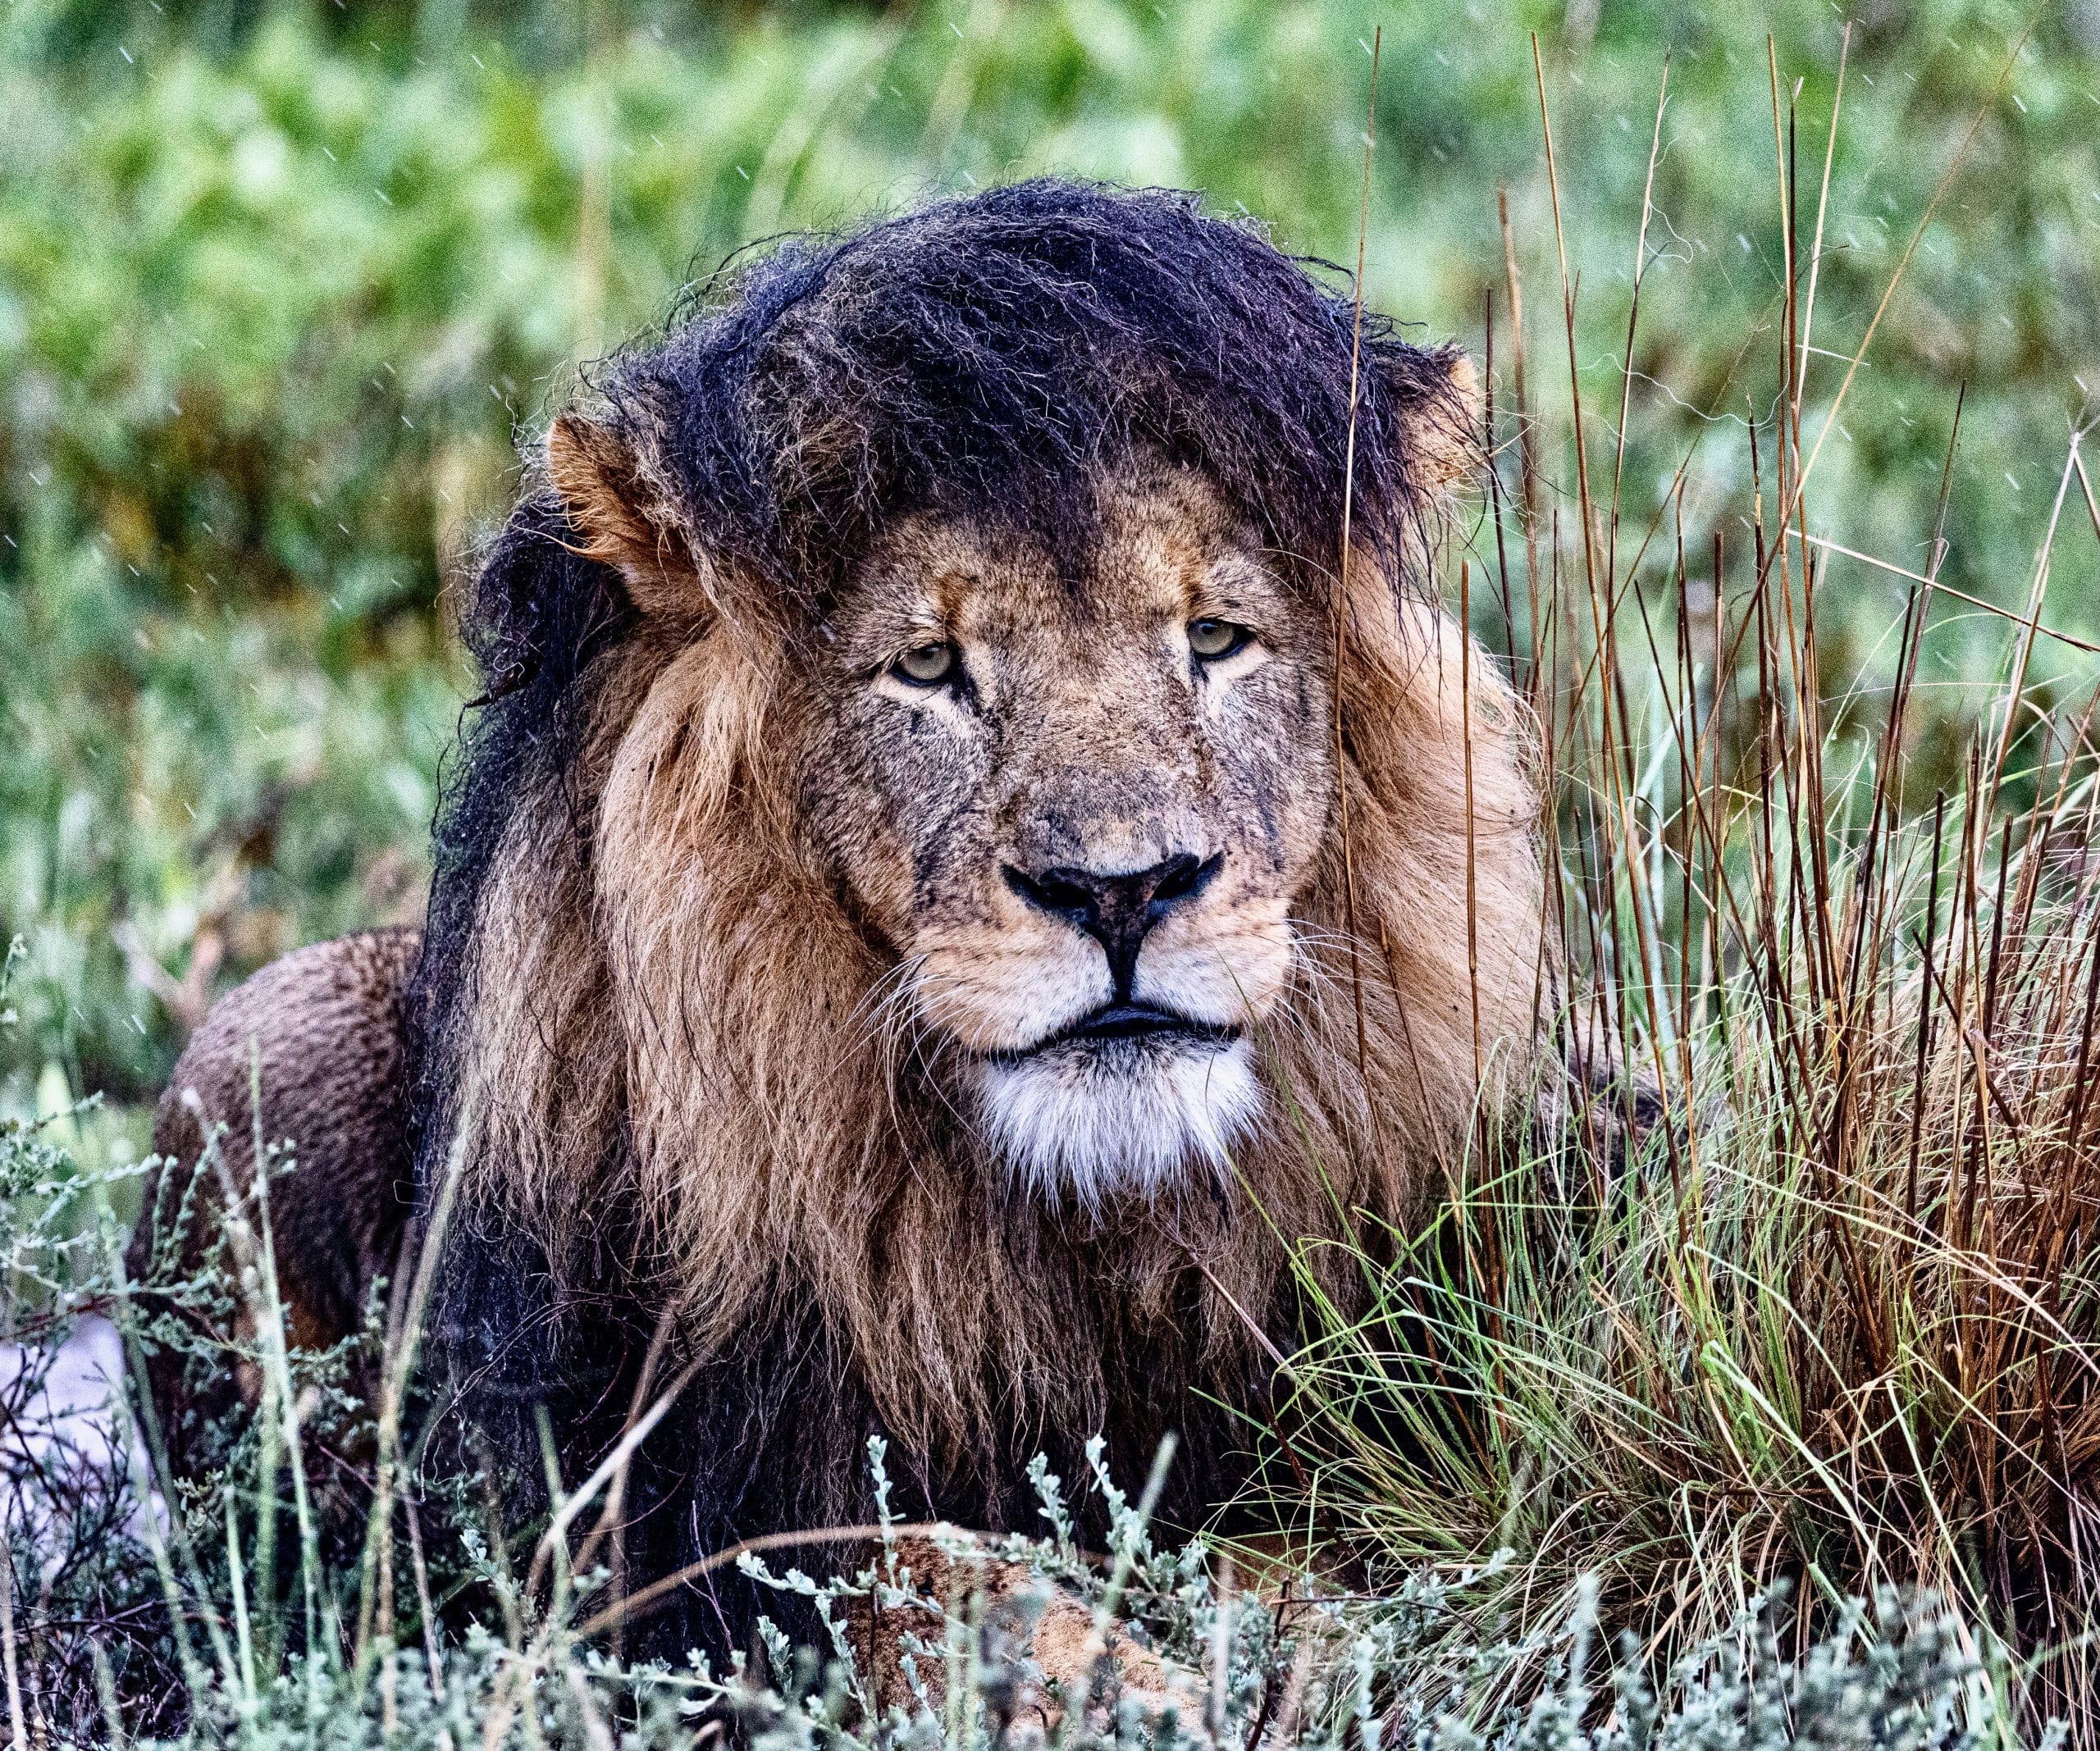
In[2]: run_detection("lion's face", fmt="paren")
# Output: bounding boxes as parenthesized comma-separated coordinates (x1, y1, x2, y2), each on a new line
(794, 467, 1332, 1204)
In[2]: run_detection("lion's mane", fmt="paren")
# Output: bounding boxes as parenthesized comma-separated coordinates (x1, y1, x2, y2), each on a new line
(409, 182, 1546, 1658)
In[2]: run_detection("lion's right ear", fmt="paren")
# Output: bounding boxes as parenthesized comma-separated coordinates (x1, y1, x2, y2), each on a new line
(546, 413, 707, 627)
(1386, 346, 1484, 504)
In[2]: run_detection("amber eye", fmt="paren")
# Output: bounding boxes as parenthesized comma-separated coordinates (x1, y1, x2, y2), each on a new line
(1188, 618, 1253, 662)
(892, 641, 959, 687)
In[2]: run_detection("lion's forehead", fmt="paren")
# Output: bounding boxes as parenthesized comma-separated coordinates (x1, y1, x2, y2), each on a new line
(837, 467, 1283, 655)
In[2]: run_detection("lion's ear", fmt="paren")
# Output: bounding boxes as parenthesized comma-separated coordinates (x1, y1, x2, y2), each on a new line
(546, 413, 705, 626)
(1392, 347, 1483, 500)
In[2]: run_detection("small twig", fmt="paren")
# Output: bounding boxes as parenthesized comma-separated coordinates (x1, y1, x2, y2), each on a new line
(574, 1521, 970, 1640)
(1791, 529, 2098, 654)
(0, 1539, 26, 1751)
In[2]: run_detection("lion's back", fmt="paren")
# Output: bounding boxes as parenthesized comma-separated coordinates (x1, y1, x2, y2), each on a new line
(130, 927, 422, 1348)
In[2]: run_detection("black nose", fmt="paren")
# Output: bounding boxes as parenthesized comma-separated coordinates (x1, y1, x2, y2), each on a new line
(1002, 852, 1223, 998)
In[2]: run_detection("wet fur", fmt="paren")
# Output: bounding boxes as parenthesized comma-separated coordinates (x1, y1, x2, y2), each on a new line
(411, 185, 1549, 1658)
(128, 928, 421, 1475)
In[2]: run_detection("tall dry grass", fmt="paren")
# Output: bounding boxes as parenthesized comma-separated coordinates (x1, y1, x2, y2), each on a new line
(1285, 25, 2100, 1740)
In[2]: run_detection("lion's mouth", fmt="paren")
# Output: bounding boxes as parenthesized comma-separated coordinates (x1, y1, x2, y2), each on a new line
(989, 1001, 1242, 1060)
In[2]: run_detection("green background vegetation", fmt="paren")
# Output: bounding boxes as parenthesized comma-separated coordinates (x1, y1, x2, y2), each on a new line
(3, 0, 2097, 1130)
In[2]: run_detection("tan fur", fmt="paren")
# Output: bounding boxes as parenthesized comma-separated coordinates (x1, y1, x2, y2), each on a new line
(546, 413, 707, 627)
(445, 400, 1551, 1473)
(1405, 353, 1485, 501)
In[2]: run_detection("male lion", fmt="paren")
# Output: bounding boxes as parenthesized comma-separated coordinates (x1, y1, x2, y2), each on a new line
(134, 181, 1550, 1660)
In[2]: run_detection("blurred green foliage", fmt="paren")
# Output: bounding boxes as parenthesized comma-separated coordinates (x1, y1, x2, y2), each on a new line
(2, 0, 2096, 1113)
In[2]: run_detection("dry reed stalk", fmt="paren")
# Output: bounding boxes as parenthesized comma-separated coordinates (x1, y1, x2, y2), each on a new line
(1333, 26, 1381, 1091)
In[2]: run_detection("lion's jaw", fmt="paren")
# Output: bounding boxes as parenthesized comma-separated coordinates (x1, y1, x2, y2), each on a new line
(811, 467, 1333, 1207)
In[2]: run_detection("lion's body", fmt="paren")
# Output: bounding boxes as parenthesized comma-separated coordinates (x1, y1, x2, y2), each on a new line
(134, 183, 1552, 1663)
(129, 928, 420, 1471)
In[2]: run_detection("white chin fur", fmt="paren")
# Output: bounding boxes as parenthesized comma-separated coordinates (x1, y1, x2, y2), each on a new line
(975, 1034, 1262, 1208)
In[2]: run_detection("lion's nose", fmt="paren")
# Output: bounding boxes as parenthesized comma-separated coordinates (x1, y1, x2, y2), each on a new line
(1002, 852, 1222, 998)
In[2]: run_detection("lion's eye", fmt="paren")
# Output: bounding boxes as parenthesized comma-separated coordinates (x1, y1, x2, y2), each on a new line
(1188, 618, 1253, 662)
(892, 641, 959, 687)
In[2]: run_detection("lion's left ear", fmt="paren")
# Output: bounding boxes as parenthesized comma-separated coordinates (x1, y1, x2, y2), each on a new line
(546, 413, 709, 627)
(1389, 347, 1483, 501)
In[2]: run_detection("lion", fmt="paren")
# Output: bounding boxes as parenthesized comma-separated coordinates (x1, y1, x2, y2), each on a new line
(132, 180, 1551, 1664)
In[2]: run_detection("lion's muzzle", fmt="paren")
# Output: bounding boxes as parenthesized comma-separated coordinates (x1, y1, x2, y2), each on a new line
(1000, 850, 1223, 998)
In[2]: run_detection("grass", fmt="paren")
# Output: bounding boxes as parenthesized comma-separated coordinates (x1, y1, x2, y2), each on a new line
(0, 1053, 2025, 1747)
(4, 10, 2100, 1749)
(1276, 21, 2100, 1738)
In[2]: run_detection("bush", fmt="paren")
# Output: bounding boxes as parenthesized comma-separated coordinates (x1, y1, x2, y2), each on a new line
(0, 1074, 2039, 1749)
